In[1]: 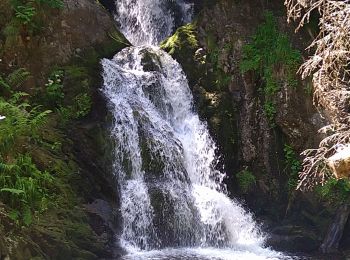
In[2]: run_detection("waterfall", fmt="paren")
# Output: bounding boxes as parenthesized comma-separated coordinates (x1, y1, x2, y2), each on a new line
(113, 0, 193, 45)
(102, 0, 291, 259)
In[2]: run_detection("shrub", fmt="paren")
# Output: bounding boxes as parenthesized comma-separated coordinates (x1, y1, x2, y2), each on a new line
(0, 154, 53, 225)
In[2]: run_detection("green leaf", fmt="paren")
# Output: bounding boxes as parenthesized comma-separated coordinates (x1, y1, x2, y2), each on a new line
(9, 210, 20, 221)
(22, 207, 32, 226)
(1, 188, 25, 195)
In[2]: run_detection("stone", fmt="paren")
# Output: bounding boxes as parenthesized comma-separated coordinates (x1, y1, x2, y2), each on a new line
(327, 145, 350, 179)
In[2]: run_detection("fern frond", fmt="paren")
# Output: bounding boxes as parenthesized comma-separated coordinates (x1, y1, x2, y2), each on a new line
(0, 76, 11, 92)
(6, 68, 31, 89)
(0, 161, 19, 173)
(30, 108, 51, 131)
(9, 91, 30, 104)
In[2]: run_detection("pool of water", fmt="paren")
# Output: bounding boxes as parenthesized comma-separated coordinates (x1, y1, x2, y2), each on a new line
(120, 247, 303, 260)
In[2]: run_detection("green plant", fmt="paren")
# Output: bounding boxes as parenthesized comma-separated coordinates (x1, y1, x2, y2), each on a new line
(4, 0, 64, 42)
(0, 93, 51, 154)
(284, 144, 302, 191)
(14, 4, 36, 25)
(264, 101, 277, 124)
(0, 154, 53, 225)
(0, 68, 30, 94)
(316, 178, 350, 205)
(240, 12, 301, 124)
(236, 169, 256, 194)
(45, 70, 64, 107)
(74, 93, 92, 118)
(57, 92, 92, 122)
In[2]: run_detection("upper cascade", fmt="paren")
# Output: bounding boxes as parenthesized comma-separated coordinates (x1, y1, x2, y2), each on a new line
(113, 0, 193, 45)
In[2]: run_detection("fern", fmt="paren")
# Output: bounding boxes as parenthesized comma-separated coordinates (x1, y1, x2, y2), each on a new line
(3, 21, 20, 47)
(0, 154, 54, 225)
(0, 76, 11, 92)
(6, 68, 31, 89)
(1, 188, 25, 195)
(10, 91, 30, 104)
(14, 5, 36, 25)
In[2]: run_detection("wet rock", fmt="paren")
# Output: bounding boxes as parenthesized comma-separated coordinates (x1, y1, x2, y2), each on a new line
(149, 185, 202, 248)
(267, 225, 320, 253)
(320, 204, 350, 253)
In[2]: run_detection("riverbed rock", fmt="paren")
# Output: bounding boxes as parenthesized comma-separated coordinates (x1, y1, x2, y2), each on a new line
(267, 225, 320, 253)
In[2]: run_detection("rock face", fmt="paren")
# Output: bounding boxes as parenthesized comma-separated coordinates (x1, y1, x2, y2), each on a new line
(327, 146, 350, 179)
(1, 0, 125, 87)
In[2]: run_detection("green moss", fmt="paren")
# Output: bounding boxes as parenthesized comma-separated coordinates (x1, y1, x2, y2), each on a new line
(160, 23, 198, 55)
(160, 23, 200, 85)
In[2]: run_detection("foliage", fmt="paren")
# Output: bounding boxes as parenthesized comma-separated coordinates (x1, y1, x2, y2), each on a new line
(240, 12, 301, 124)
(1, 0, 64, 45)
(0, 68, 53, 225)
(0, 96, 51, 154)
(0, 155, 53, 225)
(316, 178, 350, 205)
(206, 35, 232, 90)
(13, 4, 37, 25)
(74, 93, 92, 118)
(44, 69, 64, 107)
(284, 144, 302, 191)
(236, 169, 256, 194)
(0, 68, 31, 94)
(285, 0, 350, 190)
(58, 93, 92, 122)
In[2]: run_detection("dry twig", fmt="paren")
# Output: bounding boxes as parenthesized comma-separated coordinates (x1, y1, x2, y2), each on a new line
(285, 0, 350, 190)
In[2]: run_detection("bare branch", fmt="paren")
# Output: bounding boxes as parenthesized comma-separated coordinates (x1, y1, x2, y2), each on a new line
(285, 0, 350, 190)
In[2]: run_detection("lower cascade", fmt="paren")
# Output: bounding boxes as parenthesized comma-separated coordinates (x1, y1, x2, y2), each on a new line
(102, 46, 290, 259)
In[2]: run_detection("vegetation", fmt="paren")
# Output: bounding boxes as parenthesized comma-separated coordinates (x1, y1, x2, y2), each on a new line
(207, 42, 232, 89)
(286, 0, 350, 190)
(284, 144, 302, 192)
(40, 66, 93, 124)
(160, 23, 198, 55)
(240, 12, 301, 124)
(0, 69, 53, 225)
(316, 178, 350, 205)
(0, 0, 63, 50)
(0, 155, 53, 225)
(236, 169, 256, 194)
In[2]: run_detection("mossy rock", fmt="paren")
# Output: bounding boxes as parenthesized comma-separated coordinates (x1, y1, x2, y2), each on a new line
(160, 23, 201, 85)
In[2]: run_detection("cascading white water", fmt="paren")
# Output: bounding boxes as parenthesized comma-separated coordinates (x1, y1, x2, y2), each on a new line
(102, 0, 293, 259)
(114, 0, 193, 45)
